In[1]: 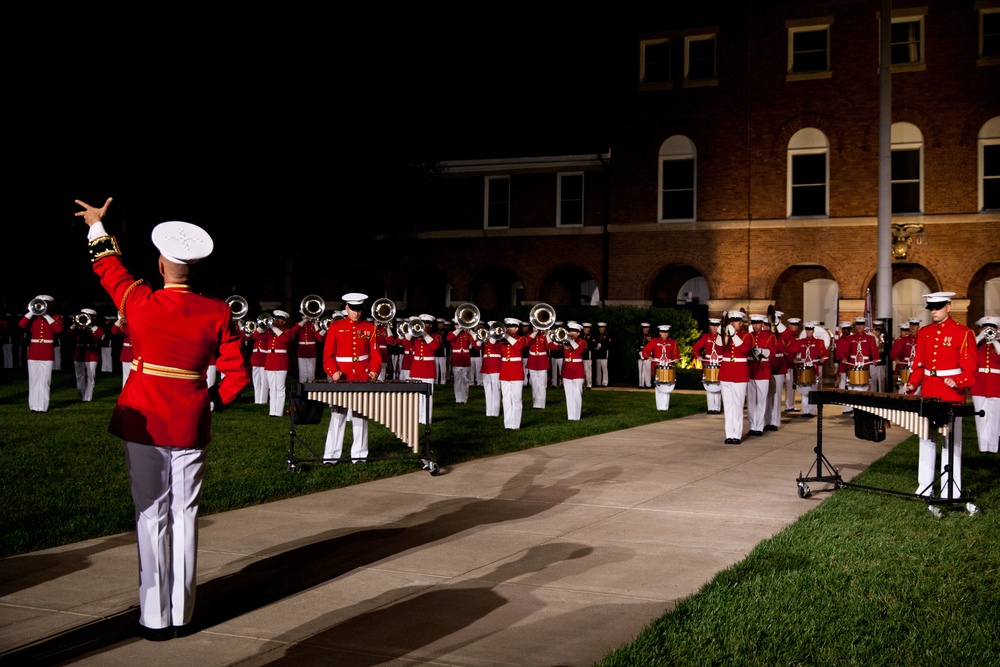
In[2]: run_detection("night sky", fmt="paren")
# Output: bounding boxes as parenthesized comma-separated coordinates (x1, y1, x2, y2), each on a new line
(8, 10, 627, 313)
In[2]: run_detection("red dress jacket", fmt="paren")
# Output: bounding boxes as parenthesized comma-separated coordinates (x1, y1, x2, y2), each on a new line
(259, 324, 299, 371)
(716, 331, 753, 382)
(748, 329, 777, 381)
(972, 340, 1000, 398)
(641, 338, 678, 366)
(92, 256, 250, 448)
(908, 317, 977, 402)
(499, 336, 528, 381)
(561, 339, 588, 379)
(20, 315, 63, 361)
(112, 322, 133, 364)
(72, 325, 104, 362)
(525, 332, 551, 371)
(322, 318, 382, 381)
(447, 329, 474, 368)
(479, 339, 502, 374)
(692, 332, 721, 365)
(405, 334, 440, 380)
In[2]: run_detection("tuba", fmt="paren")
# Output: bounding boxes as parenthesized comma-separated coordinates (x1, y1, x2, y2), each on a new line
(300, 294, 325, 321)
(226, 295, 249, 320)
(371, 298, 396, 325)
(528, 303, 556, 331)
(454, 302, 480, 330)
(28, 298, 48, 317)
(73, 312, 93, 328)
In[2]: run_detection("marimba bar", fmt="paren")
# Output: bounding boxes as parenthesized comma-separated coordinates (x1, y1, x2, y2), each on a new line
(304, 381, 431, 452)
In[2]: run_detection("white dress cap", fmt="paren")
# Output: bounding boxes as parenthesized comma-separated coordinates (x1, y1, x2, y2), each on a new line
(923, 291, 955, 309)
(840, 321, 852, 328)
(273, 310, 290, 319)
(750, 313, 766, 322)
(908, 318, 922, 325)
(35, 294, 54, 302)
(854, 317, 867, 324)
(581, 322, 592, 327)
(708, 318, 722, 325)
(597, 322, 607, 327)
(787, 317, 802, 324)
(567, 321, 583, 331)
(658, 324, 670, 331)
(503, 317, 520, 326)
(151, 221, 213, 264)
(640, 322, 650, 327)
(419, 314, 435, 322)
(341, 292, 368, 306)
(975, 316, 1000, 327)
(899, 322, 908, 329)
(81, 308, 97, 315)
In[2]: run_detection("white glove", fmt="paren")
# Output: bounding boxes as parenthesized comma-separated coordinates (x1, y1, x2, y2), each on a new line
(271, 326, 282, 335)
(596, 343, 602, 350)
(405, 332, 413, 341)
(423, 333, 433, 344)
(25, 311, 34, 319)
(726, 324, 736, 337)
(44, 315, 55, 324)
(993, 341, 1000, 355)
(977, 331, 987, 344)
(506, 334, 518, 345)
(777, 322, 787, 334)
(569, 339, 579, 350)
(760, 348, 770, 359)
(731, 334, 743, 347)
(638, 351, 644, 360)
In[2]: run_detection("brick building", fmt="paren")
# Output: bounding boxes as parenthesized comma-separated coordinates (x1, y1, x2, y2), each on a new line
(364, 0, 1000, 328)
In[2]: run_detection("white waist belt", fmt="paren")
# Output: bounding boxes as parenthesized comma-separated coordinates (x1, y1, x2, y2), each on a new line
(724, 358, 748, 363)
(925, 368, 960, 377)
(978, 368, 1000, 374)
(123, 343, 132, 347)
(34, 339, 54, 344)
(272, 349, 288, 354)
(483, 354, 500, 358)
(529, 351, 547, 356)
(336, 355, 369, 362)
(564, 358, 582, 362)
(298, 341, 315, 345)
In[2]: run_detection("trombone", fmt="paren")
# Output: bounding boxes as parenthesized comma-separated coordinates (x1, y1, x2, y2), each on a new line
(226, 295, 249, 320)
(300, 294, 325, 321)
(454, 302, 480, 330)
(371, 298, 396, 325)
(28, 298, 48, 317)
(528, 303, 556, 331)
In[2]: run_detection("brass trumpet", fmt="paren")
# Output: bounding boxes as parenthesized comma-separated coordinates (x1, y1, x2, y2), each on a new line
(985, 327, 998, 341)
(454, 302, 480, 329)
(550, 327, 570, 345)
(318, 315, 334, 334)
(300, 294, 325, 320)
(371, 298, 396, 325)
(226, 295, 249, 320)
(28, 298, 48, 317)
(472, 323, 490, 342)
(240, 319, 257, 335)
(73, 312, 93, 328)
(409, 318, 426, 337)
(528, 303, 556, 330)
(489, 321, 506, 339)
(396, 320, 411, 338)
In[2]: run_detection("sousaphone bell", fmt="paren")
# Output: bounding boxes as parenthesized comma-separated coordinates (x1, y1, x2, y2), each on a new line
(528, 303, 556, 331)
(454, 302, 480, 329)
(300, 294, 325, 321)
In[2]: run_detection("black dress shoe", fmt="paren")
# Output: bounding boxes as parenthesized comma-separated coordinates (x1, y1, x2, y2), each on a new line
(139, 624, 174, 642)
(725, 438, 740, 445)
(802, 413, 815, 419)
(748, 430, 763, 437)
(764, 425, 779, 432)
(171, 624, 195, 639)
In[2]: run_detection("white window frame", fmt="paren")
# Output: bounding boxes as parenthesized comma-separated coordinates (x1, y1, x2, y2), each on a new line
(979, 5, 1000, 65)
(888, 10, 926, 72)
(787, 128, 829, 218)
(787, 18, 833, 81)
(640, 37, 672, 90)
(556, 172, 584, 227)
(980, 116, 1000, 211)
(891, 122, 924, 214)
(484, 176, 510, 229)
(658, 135, 697, 222)
(684, 32, 718, 87)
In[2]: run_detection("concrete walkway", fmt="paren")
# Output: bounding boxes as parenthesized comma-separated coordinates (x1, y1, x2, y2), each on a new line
(0, 407, 905, 667)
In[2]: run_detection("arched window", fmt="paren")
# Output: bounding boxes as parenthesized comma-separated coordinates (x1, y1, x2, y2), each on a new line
(980, 116, 1000, 211)
(892, 122, 923, 214)
(787, 128, 829, 217)
(658, 135, 696, 221)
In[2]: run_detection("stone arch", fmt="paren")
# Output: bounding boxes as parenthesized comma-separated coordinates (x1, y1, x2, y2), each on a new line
(538, 265, 597, 307)
(967, 262, 1000, 324)
(771, 112, 844, 156)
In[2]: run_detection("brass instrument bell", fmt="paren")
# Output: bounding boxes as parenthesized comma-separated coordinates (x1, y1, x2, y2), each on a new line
(256, 313, 274, 329)
(371, 298, 396, 325)
(454, 302, 480, 329)
(73, 312, 93, 328)
(28, 298, 48, 317)
(528, 303, 556, 330)
(300, 294, 325, 320)
(226, 295, 249, 320)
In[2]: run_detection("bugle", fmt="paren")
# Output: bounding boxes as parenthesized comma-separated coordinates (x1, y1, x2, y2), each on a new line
(528, 303, 556, 330)
(720, 311, 730, 348)
(28, 298, 48, 317)
(472, 323, 490, 342)
(318, 315, 334, 334)
(226, 295, 249, 320)
(73, 312, 93, 328)
(396, 320, 411, 338)
(550, 326, 570, 345)
(408, 317, 426, 337)
(300, 294, 325, 320)
(240, 319, 257, 335)
(371, 297, 396, 325)
(489, 321, 506, 339)
(985, 327, 998, 341)
(256, 313, 274, 330)
(454, 302, 480, 329)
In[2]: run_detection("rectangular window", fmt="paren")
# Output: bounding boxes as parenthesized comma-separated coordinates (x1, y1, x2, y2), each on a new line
(557, 173, 584, 226)
(640, 38, 671, 87)
(890, 18, 923, 66)
(485, 176, 510, 228)
(985, 144, 1000, 210)
(685, 34, 717, 82)
(789, 26, 830, 74)
(661, 158, 695, 220)
(790, 153, 827, 216)
(982, 9, 1000, 60)
(891, 148, 921, 213)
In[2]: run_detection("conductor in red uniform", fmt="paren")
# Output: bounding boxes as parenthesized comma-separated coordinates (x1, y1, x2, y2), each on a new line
(75, 197, 250, 641)
(901, 292, 978, 499)
(321, 292, 382, 463)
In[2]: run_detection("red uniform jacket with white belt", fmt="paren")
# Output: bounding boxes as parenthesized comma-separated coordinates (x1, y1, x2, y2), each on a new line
(748, 329, 777, 381)
(322, 318, 381, 381)
(72, 325, 104, 362)
(889, 334, 916, 366)
(772, 327, 796, 375)
(446, 329, 473, 368)
(499, 336, 528, 381)
(248, 329, 269, 367)
(908, 317, 977, 402)
(525, 332, 551, 371)
(641, 338, 678, 366)
(845, 331, 879, 367)
(258, 323, 300, 371)
(112, 322, 133, 363)
(92, 254, 250, 448)
(295, 320, 321, 360)
(405, 334, 440, 380)
(972, 339, 1000, 397)
(19, 315, 63, 361)
(716, 331, 753, 382)
(790, 338, 828, 370)
(691, 332, 721, 366)
(560, 339, 587, 379)
(478, 339, 502, 374)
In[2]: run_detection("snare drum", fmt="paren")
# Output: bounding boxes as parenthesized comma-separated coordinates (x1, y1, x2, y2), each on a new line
(847, 368, 870, 387)
(794, 365, 815, 387)
(702, 363, 720, 384)
(655, 366, 676, 384)
(898, 366, 911, 384)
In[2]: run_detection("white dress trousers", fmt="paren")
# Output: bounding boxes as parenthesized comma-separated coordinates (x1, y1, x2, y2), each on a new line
(563, 378, 583, 420)
(501, 379, 523, 429)
(482, 372, 501, 417)
(324, 407, 369, 461)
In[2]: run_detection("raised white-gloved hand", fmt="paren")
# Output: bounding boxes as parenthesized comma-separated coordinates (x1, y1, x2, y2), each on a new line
(423, 333, 433, 344)
(777, 322, 787, 333)
(760, 348, 770, 359)
(271, 326, 282, 335)
(726, 324, 736, 337)
(976, 331, 986, 344)
(44, 315, 55, 324)
(993, 340, 1000, 355)
(25, 311, 34, 319)
(506, 334, 518, 345)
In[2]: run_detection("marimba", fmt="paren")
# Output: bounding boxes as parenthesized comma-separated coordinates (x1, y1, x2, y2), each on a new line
(797, 388, 981, 512)
(287, 381, 438, 474)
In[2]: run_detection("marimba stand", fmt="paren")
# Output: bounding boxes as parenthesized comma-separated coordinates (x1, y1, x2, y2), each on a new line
(796, 389, 982, 516)
(287, 381, 440, 475)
